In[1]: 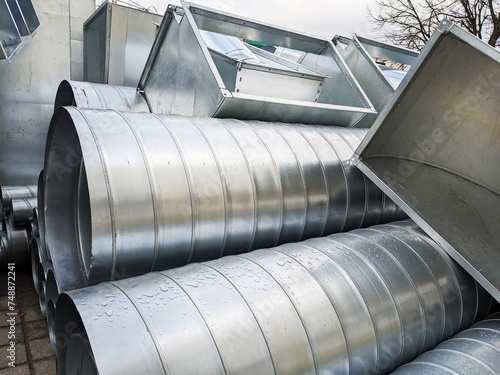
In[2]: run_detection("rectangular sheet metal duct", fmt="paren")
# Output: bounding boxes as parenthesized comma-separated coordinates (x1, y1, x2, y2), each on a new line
(83, 2, 163, 87)
(354, 20, 500, 302)
(139, 1, 376, 126)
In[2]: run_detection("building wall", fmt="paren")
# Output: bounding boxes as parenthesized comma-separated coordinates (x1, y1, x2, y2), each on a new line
(0, 0, 94, 185)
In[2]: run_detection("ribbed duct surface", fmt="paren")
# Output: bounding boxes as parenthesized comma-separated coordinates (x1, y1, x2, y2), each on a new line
(55, 221, 492, 375)
(9, 196, 37, 224)
(392, 312, 500, 374)
(44, 108, 406, 291)
(54, 80, 150, 112)
(0, 185, 36, 211)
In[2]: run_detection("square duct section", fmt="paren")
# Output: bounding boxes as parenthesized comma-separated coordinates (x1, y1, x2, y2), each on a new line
(354, 20, 500, 302)
(139, 2, 376, 126)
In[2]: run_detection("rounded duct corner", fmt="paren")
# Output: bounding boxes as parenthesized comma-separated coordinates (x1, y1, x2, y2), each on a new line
(44, 107, 95, 291)
(54, 80, 76, 111)
(54, 292, 87, 373)
(30, 237, 41, 295)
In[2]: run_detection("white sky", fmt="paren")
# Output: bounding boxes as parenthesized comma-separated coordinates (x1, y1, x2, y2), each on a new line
(96, 0, 383, 39)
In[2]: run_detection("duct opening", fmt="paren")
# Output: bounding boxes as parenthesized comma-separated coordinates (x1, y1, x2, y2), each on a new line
(77, 161, 92, 279)
(44, 108, 89, 290)
(54, 80, 76, 110)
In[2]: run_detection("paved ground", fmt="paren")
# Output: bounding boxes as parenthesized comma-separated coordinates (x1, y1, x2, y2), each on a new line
(1, 268, 56, 375)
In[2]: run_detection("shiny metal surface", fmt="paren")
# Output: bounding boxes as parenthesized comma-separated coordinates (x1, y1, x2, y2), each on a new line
(30, 237, 42, 295)
(36, 170, 49, 262)
(0, 185, 37, 211)
(334, 35, 418, 128)
(9, 196, 36, 224)
(15, 0, 39, 35)
(139, 3, 375, 126)
(83, 2, 162, 87)
(0, 0, 23, 60)
(391, 312, 500, 374)
(44, 107, 405, 292)
(353, 20, 500, 303)
(55, 221, 492, 375)
(54, 80, 150, 112)
(2, 215, 30, 266)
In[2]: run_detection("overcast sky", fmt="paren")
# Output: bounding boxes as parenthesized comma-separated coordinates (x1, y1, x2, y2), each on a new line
(96, 0, 383, 39)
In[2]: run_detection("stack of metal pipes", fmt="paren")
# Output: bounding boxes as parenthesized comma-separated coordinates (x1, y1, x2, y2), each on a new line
(33, 7, 500, 375)
(0, 184, 37, 268)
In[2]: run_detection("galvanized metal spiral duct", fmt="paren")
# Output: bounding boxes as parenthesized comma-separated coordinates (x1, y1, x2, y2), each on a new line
(30, 237, 42, 295)
(54, 80, 150, 112)
(54, 220, 492, 375)
(0, 232, 7, 266)
(36, 170, 50, 262)
(391, 312, 500, 374)
(1, 215, 30, 266)
(0, 185, 37, 212)
(44, 107, 406, 292)
(9, 196, 37, 225)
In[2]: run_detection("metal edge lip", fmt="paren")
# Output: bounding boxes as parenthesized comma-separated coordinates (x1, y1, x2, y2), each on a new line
(182, 1, 330, 51)
(355, 162, 499, 303)
(354, 20, 500, 156)
(138, 5, 177, 90)
(351, 35, 399, 92)
(228, 91, 377, 114)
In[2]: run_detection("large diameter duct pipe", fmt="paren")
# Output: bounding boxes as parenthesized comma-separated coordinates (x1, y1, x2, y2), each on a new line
(55, 221, 492, 375)
(36, 170, 49, 262)
(44, 107, 406, 291)
(54, 80, 150, 112)
(391, 312, 500, 374)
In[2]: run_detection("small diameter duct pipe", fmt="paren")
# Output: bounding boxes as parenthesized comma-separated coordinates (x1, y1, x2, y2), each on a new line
(391, 312, 500, 374)
(0, 185, 37, 212)
(2, 216, 30, 267)
(55, 221, 492, 375)
(54, 80, 150, 112)
(44, 108, 406, 291)
(9, 196, 37, 224)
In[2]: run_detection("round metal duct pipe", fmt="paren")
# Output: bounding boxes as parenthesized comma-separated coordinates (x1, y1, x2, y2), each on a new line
(44, 107, 406, 291)
(55, 221, 492, 375)
(391, 312, 500, 374)
(2, 216, 30, 266)
(0, 185, 37, 212)
(9, 197, 37, 225)
(54, 80, 150, 112)
(30, 237, 42, 295)
(36, 170, 50, 262)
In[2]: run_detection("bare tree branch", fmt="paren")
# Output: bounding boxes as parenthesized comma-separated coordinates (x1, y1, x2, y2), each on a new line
(369, 0, 500, 50)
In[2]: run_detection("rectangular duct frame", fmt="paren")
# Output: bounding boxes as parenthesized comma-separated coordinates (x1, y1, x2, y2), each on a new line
(334, 34, 419, 128)
(83, 1, 163, 87)
(139, 1, 377, 127)
(0, 0, 23, 60)
(1, 0, 39, 61)
(353, 20, 500, 302)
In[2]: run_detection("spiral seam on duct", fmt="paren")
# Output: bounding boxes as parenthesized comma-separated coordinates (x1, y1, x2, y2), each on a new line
(391, 312, 500, 374)
(53, 80, 150, 112)
(55, 221, 492, 375)
(44, 108, 407, 291)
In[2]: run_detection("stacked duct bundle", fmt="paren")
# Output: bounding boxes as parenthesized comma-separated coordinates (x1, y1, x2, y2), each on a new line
(0, 184, 37, 267)
(43, 107, 407, 296)
(54, 221, 495, 374)
(36, 7, 498, 374)
(392, 313, 500, 374)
